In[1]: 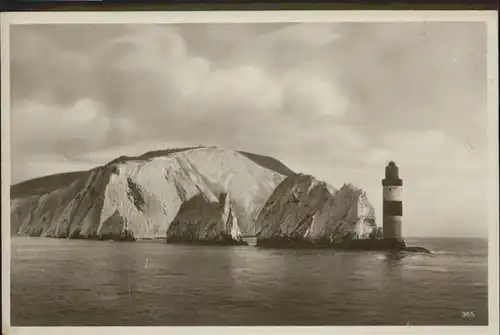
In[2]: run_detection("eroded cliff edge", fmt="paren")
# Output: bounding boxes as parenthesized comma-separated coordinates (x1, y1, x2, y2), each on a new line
(255, 174, 382, 248)
(10, 146, 290, 241)
(11, 167, 122, 239)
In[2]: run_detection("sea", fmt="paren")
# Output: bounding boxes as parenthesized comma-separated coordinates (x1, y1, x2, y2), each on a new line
(10, 236, 488, 326)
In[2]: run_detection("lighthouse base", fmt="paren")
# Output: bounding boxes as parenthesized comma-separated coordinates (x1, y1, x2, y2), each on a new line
(381, 238, 407, 250)
(338, 238, 406, 251)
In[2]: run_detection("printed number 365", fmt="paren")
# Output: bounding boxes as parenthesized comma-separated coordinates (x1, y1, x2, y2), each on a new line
(461, 311, 475, 318)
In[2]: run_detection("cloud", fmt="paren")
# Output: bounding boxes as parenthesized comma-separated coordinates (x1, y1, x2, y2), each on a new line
(259, 23, 340, 47)
(10, 30, 94, 105)
(332, 22, 487, 145)
(10, 23, 488, 170)
(366, 129, 483, 171)
(11, 153, 98, 184)
(282, 70, 349, 117)
(12, 98, 111, 162)
(9, 23, 356, 182)
(188, 65, 283, 119)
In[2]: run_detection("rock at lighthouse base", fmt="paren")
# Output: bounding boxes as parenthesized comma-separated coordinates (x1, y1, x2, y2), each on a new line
(404, 246, 432, 253)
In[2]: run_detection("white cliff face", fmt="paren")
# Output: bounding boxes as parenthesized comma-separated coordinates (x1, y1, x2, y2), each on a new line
(256, 174, 377, 244)
(11, 147, 288, 240)
(255, 174, 332, 238)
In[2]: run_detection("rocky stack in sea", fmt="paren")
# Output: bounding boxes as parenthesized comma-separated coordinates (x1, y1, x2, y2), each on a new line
(255, 174, 380, 248)
(166, 192, 247, 245)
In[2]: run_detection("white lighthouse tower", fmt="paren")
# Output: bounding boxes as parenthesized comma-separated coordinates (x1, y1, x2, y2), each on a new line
(382, 161, 404, 248)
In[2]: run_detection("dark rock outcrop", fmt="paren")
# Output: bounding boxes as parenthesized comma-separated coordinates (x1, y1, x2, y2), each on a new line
(166, 193, 247, 245)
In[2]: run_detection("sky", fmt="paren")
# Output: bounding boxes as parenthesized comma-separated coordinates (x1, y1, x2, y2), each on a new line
(9, 22, 493, 237)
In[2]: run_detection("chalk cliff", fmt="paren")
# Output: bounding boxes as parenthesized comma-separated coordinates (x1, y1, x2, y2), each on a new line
(10, 146, 290, 240)
(167, 193, 246, 245)
(255, 174, 379, 247)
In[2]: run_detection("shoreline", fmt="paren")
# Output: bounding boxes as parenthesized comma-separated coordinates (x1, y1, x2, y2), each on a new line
(255, 237, 432, 253)
(11, 235, 431, 252)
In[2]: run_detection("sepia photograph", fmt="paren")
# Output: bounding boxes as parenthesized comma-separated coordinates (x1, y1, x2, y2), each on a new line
(1, 10, 498, 335)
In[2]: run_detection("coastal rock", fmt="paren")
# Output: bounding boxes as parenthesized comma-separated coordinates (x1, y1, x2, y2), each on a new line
(404, 246, 431, 253)
(11, 168, 114, 239)
(256, 174, 378, 247)
(11, 146, 291, 240)
(166, 193, 247, 245)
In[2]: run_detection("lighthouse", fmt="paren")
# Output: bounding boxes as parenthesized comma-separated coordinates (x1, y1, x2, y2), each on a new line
(382, 161, 405, 249)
